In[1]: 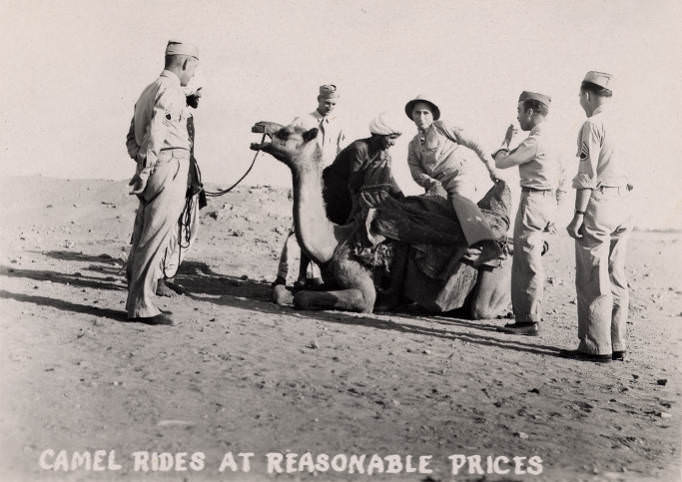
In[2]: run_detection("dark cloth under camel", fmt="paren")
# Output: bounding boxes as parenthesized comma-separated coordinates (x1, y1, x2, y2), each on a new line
(342, 180, 512, 312)
(367, 180, 511, 275)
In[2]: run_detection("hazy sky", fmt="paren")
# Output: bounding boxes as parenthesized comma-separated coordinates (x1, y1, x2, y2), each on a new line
(1, 0, 681, 228)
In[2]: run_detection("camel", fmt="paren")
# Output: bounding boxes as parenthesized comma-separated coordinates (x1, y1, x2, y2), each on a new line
(250, 121, 511, 317)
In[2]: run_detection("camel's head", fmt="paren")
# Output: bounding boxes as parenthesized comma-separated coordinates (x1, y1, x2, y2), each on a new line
(251, 121, 323, 170)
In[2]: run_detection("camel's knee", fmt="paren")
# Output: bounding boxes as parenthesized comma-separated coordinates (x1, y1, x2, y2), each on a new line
(272, 285, 293, 306)
(363, 292, 376, 313)
(348, 283, 375, 313)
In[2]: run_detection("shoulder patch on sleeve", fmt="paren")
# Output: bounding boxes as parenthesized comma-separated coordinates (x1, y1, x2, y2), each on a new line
(579, 141, 589, 161)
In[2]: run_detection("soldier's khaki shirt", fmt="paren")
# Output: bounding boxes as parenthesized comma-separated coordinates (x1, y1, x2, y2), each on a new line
(572, 107, 628, 189)
(132, 70, 191, 167)
(496, 124, 559, 190)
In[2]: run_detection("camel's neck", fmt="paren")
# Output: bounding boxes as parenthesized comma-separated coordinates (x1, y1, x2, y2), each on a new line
(290, 165, 338, 264)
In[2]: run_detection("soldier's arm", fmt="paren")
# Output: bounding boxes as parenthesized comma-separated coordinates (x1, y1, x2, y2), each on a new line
(447, 122, 496, 170)
(493, 136, 538, 169)
(125, 117, 140, 160)
(555, 157, 569, 204)
(571, 121, 600, 191)
(442, 121, 499, 180)
(142, 85, 182, 168)
(567, 122, 601, 239)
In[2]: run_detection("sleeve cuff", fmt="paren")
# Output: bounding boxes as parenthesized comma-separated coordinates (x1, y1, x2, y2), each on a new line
(571, 174, 596, 190)
(492, 147, 509, 158)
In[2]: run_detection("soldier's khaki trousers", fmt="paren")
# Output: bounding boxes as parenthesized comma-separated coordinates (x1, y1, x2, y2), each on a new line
(163, 192, 200, 278)
(575, 187, 632, 355)
(126, 149, 189, 318)
(512, 190, 556, 323)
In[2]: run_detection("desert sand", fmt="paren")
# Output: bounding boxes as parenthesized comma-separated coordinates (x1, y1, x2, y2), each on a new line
(0, 175, 680, 481)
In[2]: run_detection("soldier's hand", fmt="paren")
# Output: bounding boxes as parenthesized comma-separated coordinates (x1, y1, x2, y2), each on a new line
(128, 175, 146, 196)
(566, 215, 584, 239)
(503, 124, 518, 146)
(462, 246, 483, 263)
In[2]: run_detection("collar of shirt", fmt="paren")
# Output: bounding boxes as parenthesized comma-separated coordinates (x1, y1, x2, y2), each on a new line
(160, 70, 182, 87)
(530, 123, 544, 136)
(418, 124, 439, 144)
(311, 110, 335, 124)
(590, 106, 605, 118)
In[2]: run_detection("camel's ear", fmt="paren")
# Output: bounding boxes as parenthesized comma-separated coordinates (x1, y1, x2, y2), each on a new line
(302, 128, 318, 143)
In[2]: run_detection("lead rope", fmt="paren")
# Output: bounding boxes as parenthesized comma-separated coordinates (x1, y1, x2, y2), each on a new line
(161, 134, 266, 279)
(203, 133, 266, 197)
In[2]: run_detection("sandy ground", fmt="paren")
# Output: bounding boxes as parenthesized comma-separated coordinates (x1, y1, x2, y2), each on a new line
(0, 176, 680, 482)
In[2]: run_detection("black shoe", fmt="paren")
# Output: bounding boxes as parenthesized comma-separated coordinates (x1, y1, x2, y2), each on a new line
(497, 322, 539, 336)
(612, 350, 626, 361)
(559, 349, 611, 363)
(129, 313, 174, 326)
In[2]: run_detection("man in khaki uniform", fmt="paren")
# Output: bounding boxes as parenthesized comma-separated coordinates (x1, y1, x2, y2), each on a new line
(125, 40, 200, 325)
(493, 91, 558, 336)
(562, 71, 632, 362)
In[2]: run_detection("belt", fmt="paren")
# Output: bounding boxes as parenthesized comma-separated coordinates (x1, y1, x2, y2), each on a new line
(597, 185, 631, 192)
(521, 186, 553, 193)
(160, 147, 189, 152)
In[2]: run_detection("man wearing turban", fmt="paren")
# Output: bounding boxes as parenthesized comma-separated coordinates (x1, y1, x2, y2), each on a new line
(322, 112, 403, 224)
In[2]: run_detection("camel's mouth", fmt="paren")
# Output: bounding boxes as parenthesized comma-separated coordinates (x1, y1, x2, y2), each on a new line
(250, 121, 285, 153)
(250, 140, 270, 151)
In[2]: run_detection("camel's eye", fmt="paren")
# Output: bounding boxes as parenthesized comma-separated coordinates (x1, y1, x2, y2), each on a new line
(274, 129, 290, 141)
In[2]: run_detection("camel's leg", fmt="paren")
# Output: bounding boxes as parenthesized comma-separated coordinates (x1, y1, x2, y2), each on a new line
(296, 253, 309, 284)
(469, 257, 512, 319)
(272, 284, 294, 306)
(294, 288, 373, 313)
(294, 263, 376, 313)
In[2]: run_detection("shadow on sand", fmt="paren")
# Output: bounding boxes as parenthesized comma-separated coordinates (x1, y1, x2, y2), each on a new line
(0, 265, 125, 292)
(176, 261, 560, 358)
(34, 250, 123, 265)
(0, 289, 128, 322)
(2, 255, 561, 356)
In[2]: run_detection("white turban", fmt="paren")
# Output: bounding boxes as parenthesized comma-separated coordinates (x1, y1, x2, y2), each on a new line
(369, 112, 402, 136)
